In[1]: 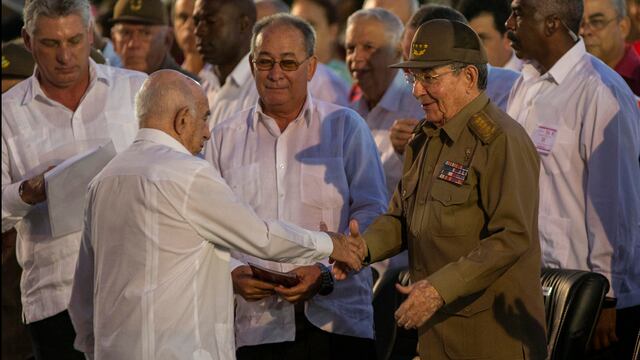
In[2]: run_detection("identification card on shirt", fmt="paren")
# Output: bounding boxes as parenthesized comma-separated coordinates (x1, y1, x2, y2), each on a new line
(531, 125, 557, 155)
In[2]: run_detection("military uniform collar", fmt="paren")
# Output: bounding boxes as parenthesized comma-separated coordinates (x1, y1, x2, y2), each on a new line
(421, 92, 489, 143)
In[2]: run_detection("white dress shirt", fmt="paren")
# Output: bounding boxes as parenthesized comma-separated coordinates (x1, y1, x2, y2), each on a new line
(502, 51, 525, 72)
(68, 129, 333, 359)
(487, 64, 519, 111)
(201, 55, 350, 130)
(205, 94, 387, 347)
(507, 40, 640, 308)
(1, 59, 146, 323)
(351, 71, 423, 199)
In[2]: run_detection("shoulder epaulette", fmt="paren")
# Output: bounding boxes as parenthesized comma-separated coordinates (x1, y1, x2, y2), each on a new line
(468, 111, 502, 144)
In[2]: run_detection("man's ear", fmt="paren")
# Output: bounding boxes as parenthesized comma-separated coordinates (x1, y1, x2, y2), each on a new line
(620, 16, 631, 39)
(249, 54, 255, 78)
(22, 28, 33, 53)
(465, 65, 479, 93)
(307, 55, 318, 81)
(544, 15, 561, 37)
(173, 106, 191, 135)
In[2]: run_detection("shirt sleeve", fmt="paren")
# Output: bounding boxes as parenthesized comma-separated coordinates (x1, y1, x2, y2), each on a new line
(342, 110, 388, 232)
(427, 130, 541, 304)
(184, 165, 333, 263)
(580, 84, 640, 299)
(1, 127, 33, 232)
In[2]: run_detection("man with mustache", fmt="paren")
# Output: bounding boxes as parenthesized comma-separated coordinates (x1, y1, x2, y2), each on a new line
(336, 19, 548, 359)
(505, 0, 640, 357)
(205, 14, 386, 360)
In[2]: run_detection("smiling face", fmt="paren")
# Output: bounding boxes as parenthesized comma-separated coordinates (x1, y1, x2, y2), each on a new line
(410, 65, 472, 127)
(251, 24, 317, 116)
(23, 13, 92, 90)
(345, 17, 400, 102)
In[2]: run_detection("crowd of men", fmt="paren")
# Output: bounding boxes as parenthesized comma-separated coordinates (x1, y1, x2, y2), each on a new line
(2, 0, 639, 359)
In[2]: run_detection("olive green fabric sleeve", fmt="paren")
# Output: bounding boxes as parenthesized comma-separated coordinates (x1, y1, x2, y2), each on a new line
(427, 120, 540, 305)
(363, 184, 406, 263)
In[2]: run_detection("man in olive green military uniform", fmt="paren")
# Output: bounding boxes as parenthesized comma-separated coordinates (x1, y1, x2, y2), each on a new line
(110, 0, 197, 79)
(335, 19, 548, 359)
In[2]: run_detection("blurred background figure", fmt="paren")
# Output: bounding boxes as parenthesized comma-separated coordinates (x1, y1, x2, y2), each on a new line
(291, 0, 352, 84)
(110, 0, 197, 78)
(628, 0, 640, 52)
(581, 0, 640, 95)
(255, 0, 290, 21)
(457, 0, 523, 71)
(172, 0, 204, 75)
(362, 0, 418, 25)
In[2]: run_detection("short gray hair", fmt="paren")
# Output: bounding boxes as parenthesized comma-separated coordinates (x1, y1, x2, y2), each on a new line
(450, 61, 488, 91)
(23, 0, 92, 36)
(610, 0, 627, 18)
(347, 8, 404, 46)
(536, 0, 583, 34)
(251, 13, 316, 57)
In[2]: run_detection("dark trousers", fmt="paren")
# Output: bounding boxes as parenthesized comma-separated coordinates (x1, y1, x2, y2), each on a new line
(26, 310, 84, 360)
(237, 312, 376, 360)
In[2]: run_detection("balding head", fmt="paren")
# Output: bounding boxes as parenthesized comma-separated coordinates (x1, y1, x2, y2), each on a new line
(362, 0, 418, 25)
(135, 70, 211, 154)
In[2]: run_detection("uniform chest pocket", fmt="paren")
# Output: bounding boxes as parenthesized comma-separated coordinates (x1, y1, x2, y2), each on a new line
(300, 158, 347, 209)
(427, 181, 474, 237)
(223, 163, 262, 208)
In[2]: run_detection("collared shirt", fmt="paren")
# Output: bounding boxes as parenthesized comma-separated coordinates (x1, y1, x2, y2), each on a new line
(201, 56, 350, 130)
(200, 54, 259, 130)
(351, 71, 423, 199)
(507, 39, 640, 308)
(205, 93, 387, 347)
(68, 129, 333, 359)
(1, 59, 146, 324)
(487, 64, 519, 111)
(614, 43, 640, 96)
(503, 51, 525, 72)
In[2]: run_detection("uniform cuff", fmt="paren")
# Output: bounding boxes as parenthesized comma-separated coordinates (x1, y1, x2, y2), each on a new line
(427, 267, 465, 305)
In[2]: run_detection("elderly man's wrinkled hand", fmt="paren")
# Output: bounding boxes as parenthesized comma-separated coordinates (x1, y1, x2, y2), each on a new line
(394, 279, 444, 329)
(328, 219, 367, 280)
(390, 118, 420, 155)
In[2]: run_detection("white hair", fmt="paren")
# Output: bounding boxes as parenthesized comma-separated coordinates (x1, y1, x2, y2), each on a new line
(347, 8, 404, 46)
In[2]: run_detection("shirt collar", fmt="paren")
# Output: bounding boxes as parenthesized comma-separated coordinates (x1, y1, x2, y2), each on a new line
(134, 128, 192, 155)
(23, 58, 108, 106)
(377, 71, 408, 113)
(251, 90, 314, 132)
(423, 92, 489, 143)
(227, 53, 252, 87)
(521, 39, 586, 85)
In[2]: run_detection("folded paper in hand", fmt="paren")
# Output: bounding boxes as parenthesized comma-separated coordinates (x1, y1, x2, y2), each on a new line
(45, 140, 116, 238)
(249, 262, 300, 288)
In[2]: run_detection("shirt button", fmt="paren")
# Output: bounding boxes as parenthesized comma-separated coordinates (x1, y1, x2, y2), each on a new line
(402, 190, 407, 197)
(279, 164, 285, 169)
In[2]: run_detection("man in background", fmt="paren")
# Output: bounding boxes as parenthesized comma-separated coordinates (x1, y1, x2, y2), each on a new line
(581, 0, 640, 95)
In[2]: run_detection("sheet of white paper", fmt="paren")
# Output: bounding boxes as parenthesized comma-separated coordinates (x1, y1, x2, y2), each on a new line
(45, 140, 116, 238)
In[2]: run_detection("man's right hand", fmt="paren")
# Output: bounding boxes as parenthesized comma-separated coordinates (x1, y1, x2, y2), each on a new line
(390, 118, 420, 155)
(329, 220, 367, 280)
(325, 219, 365, 274)
(19, 166, 54, 205)
(231, 265, 276, 301)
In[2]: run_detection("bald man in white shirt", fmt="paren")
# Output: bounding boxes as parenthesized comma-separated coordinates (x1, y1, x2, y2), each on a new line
(68, 70, 362, 359)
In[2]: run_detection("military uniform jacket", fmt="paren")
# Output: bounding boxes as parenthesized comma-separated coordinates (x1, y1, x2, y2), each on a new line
(364, 93, 548, 359)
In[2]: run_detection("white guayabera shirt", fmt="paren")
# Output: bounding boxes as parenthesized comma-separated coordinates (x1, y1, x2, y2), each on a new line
(507, 40, 640, 309)
(68, 129, 334, 359)
(1, 59, 146, 324)
(206, 94, 387, 347)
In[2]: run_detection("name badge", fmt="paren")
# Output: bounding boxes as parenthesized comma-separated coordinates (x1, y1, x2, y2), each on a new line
(531, 126, 557, 155)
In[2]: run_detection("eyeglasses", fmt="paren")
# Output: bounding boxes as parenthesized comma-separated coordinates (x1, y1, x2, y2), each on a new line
(581, 17, 617, 31)
(404, 67, 461, 86)
(252, 56, 311, 71)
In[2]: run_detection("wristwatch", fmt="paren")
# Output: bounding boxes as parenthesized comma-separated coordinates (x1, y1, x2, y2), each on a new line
(315, 263, 334, 296)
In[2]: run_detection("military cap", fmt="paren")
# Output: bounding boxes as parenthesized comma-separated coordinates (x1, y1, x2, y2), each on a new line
(111, 0, 168, 25)
(391, 19, 487, 69)
(2, 41, 35, 79)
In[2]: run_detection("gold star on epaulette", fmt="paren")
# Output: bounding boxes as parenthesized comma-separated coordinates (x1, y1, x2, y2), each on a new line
(468, 112, 501, 144)
(2, 56, 10, 69)
(130, 0, 142, 11)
